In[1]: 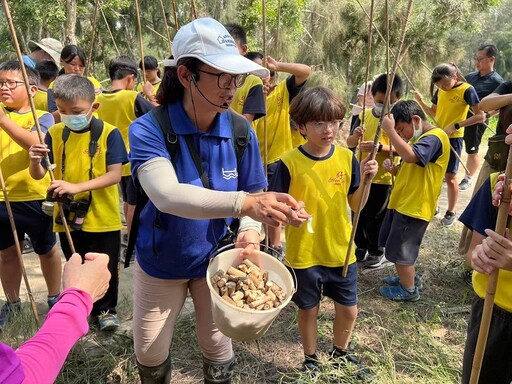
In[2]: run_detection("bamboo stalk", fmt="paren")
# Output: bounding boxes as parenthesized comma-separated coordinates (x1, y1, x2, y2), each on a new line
(469, 148, 512, 383)
(134, 0, 146, 84)
(158, 0, 172, 53)
(357, 0, 375, 163)
(343, 0, 414, 277)
(100, 2, 120, 56)
(171, 0, 179, 31)
(86, 0, 100, 76)
(262, 0, 269, 249)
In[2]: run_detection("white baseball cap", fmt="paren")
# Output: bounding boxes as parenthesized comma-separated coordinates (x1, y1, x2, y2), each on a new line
(165, 18, 269, 78)
(28, 38, 63, 64)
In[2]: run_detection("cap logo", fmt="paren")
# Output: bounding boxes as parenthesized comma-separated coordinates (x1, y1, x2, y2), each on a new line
(217, 34, 236, 48)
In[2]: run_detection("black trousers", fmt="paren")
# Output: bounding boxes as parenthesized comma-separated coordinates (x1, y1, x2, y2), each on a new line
(354, 183, 391, 256)
(59, 230, 120, 317)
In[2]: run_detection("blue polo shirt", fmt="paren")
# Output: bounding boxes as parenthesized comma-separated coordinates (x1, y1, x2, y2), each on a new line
(465, 70, 504, 100)
(129, 102, 267, 279)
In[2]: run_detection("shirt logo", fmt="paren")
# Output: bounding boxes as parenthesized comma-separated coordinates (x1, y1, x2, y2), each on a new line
(328, 171, 345, 185)
(222, 167, 238, 180)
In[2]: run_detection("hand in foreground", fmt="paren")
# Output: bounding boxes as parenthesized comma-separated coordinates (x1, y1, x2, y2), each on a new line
(360, 155, 378, 180)
(471, 229, 512, 274)
(242, 192, 309, 228)
(412, 90, 423, 103)
(382, 158, 397, 175)
(28, 143, 50, 162)
(235, 230, 261, 256)
(491, 174, 512, 214)
(63, 253, 110, 302)
(381, 114, 395, 136)
(48, 180, 81, 197)
(505, 124, 512, 145)
(358, 140, 374, 152)
(352, 126, 365, 139)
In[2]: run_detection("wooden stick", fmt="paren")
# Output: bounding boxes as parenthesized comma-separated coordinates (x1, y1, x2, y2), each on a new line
(100, 2, 120, 56)
(0, 163, 39, 326)
(134, 0, 146, 84)
(469, 149, 512, 383)
(158, 0, 173, 53)
(190, 0, 197, 20)
(357, 0, 375, 163)
(343, 0, 414, 277)
(171, 0, 179, 31)
(146, 25, 170, 42)
(86, 0, 100, 76)
(1, 0, 76, 255)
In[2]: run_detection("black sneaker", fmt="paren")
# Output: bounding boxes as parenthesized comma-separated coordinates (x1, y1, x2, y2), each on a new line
(364, 254, 386, 268)
(329, 350, 374, 382)
(441, 211, 456, 227)
(355, 248, 368, 262)
(463, 270, 473, 287)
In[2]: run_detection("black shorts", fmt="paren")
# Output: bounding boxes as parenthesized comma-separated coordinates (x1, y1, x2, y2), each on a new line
(462, 296, 512, 384)
(289, 263, 358, 309)
(446, 138, 463, 174)
(0, 200, 56, 254)
(120, 175, 137, 205)
(463, 123, 487, 155)
(379, 209, 428, 266)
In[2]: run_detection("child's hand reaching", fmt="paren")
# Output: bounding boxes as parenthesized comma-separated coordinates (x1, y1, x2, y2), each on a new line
(412, 90, 423, 103)
(491, 174, 512, 214)
(382, 158, 397, 175)
(381, 114, 395, 135)
(48, 180, 82, 197)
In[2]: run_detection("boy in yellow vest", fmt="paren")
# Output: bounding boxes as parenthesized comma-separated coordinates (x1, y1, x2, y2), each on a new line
(29, 74, 127, 331)
(346, 73, 404, 267)
(225, 23, 266, 123)
(34, 60, 58, 112)
(0, 60, 62, 329)
(379, 100, 449, 301)
(95, 56, 153, 257)
(269, 87, 377, 379)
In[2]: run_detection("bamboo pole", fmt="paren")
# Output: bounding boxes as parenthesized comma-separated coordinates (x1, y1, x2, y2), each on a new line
(100, 2, 120, 56)
(469, 149, 512, 383)
(134, 0, 146, 84)
(354, 0, 471, 175)
(343, 0, 414, 277)
(262, 0, 269, 249)
(86, 0, 100, 76)
(0, 165, 39, 326)
(190, 0, 197, 20)
(171, 0, 179, 31)
(158, 0, 173, 53)
(1, 0, 76, 255)
(357, 0, 375, 164)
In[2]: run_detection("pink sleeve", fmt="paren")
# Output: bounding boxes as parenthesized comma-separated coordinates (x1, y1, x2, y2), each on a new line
(17, 288, 93, 384)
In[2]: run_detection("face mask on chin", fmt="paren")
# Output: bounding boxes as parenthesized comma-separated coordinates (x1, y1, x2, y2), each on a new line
(60, 105, 93, 131)
(410, 120, 423, 142)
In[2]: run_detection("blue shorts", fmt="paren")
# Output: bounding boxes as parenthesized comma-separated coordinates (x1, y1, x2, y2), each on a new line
(379, 209, 428, 266)
(289, 263, 358, 309)
(120, 175, 137, 205)
(0, 200, 56, 254)
(446, 138, 463, 174)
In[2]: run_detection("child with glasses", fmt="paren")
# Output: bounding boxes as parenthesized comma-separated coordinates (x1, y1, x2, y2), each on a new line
(269, 86, 377, 379)
(0, 60, 62, 329)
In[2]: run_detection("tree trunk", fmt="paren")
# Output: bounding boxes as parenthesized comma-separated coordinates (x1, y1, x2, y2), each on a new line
(65, 0, 77, 45)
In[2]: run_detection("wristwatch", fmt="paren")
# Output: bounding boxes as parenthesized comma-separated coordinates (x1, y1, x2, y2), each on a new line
(454, 122, 461, 130)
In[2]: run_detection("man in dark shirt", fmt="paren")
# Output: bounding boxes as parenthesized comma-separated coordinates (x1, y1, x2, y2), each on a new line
(460, 44, 504, 191)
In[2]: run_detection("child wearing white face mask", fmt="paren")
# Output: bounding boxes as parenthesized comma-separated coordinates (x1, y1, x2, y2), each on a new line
(346, 73, 404, 268)
(378, 100, 450, 301)
(29, 74, 128, 331)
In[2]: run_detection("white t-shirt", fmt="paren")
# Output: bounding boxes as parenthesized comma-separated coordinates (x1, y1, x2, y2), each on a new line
(351, 81, 375, 116)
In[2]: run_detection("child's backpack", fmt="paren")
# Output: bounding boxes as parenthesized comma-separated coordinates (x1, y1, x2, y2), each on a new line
(124, 107, 250, 267)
